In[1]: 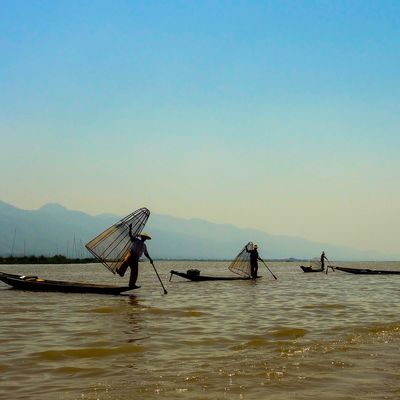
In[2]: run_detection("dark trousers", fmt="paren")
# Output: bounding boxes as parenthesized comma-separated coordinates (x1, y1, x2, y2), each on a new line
(118, 252, 139, 287)
(251, 261, 258, 279)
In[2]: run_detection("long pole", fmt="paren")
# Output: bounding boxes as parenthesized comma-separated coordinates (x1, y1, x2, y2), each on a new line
(151, 261, 168, 294)
(260, 259, 277, 280)
(325, 258, 335, 275)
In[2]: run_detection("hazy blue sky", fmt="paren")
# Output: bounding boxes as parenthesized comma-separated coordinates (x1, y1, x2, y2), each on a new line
(1, 0, 399, 257)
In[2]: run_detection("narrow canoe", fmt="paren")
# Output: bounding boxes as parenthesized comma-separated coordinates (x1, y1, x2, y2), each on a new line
(0, 272, 135, 294)
(300, 266, 324, 273)
(170, 270, 256, 282)
(334, 266, 400, 275)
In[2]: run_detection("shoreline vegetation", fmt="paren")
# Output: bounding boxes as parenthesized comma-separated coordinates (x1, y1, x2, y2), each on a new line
(0, 256, 305, 265)
(0, 255, 97, 265)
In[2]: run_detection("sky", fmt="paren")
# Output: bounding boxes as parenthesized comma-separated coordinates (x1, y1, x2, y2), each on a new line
(1, 0, 400, 257)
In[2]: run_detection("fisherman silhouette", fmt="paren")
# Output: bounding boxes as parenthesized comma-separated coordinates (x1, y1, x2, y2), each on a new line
(117, 224, 153, 288)
(245, 243, 261, 279)
(320, 251, 328, 271)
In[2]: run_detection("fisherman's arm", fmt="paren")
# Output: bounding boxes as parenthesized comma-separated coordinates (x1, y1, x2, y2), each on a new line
(128, 224, 134, 240)
(144, 249, 153, 264)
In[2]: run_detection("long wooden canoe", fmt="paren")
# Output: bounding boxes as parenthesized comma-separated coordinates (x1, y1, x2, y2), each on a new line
(170, 270, 256, 282)
(299, 266, 324, 273)
(0, 272, 135, 294)
(334, 266, 400, 275)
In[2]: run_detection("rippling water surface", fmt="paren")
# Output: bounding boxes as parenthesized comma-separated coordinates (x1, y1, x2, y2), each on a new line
(1, 261, 400, 399)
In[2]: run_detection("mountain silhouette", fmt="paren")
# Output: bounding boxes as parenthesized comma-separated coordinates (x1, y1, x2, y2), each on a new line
(0, 201, 387, 260)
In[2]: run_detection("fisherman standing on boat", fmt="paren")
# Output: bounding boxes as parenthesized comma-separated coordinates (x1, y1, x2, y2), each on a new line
(117, 224, 153, 288)
(320, 251, 328, 271)
(245, 243, 261, 279)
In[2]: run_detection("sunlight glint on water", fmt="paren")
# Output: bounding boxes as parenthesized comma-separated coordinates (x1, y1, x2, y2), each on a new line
(1, 261, 400, 399)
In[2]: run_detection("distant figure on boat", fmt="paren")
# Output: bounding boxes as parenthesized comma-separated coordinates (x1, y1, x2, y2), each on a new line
(116, 225, 153, 288)
(246, 243, 261, 279)
(320, 251, 328, 270)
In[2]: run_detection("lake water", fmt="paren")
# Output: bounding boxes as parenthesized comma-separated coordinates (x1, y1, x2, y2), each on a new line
(1, 261, 400, 400)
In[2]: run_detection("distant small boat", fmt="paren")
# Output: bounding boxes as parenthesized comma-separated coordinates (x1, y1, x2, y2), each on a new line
(335, 266, 400, 275)
(300, 266, 324, 273)
(170, 270, 257, 282)
(0, 272, 135, 295)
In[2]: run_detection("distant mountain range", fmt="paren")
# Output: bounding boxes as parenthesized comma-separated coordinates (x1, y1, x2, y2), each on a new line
(0, 201, 390, 261)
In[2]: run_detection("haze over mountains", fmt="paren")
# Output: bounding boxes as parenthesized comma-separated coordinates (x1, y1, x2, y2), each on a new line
(0, 201, 390, 261)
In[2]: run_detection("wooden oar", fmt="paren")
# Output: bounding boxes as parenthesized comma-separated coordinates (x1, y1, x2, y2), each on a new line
(151, 261, 168, 294)
(260, 258, 277, 280)
(325, 258, 335, 275)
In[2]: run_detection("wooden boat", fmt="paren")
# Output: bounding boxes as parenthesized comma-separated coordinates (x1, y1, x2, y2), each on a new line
(0, 272, 135, 294)
(334, 266, 400, 275)
(300, 265, 324, 273)
(170, 270, 256, 282)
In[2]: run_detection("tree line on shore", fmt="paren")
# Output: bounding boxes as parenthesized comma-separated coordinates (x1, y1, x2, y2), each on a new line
(0, 254, 306, 265)
(0, 255, 97, 264)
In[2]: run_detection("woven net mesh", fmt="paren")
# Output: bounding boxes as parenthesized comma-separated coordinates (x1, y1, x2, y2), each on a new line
(228, 242, 252, 277)
(85, 207, 150, 274)
(309, 257, 322, 269)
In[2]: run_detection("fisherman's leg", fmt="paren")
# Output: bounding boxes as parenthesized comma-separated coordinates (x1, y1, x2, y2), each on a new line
(117, 253, 131, 277)
(117, 264, 128, 277)
(128, 258, 139, 287)
(251, 263, 257, 279)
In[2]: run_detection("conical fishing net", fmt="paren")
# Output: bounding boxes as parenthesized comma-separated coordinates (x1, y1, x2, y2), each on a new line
(228, 242, 252, 277)
(309, 257, 322, 269)
(85, 207, 150, 274)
